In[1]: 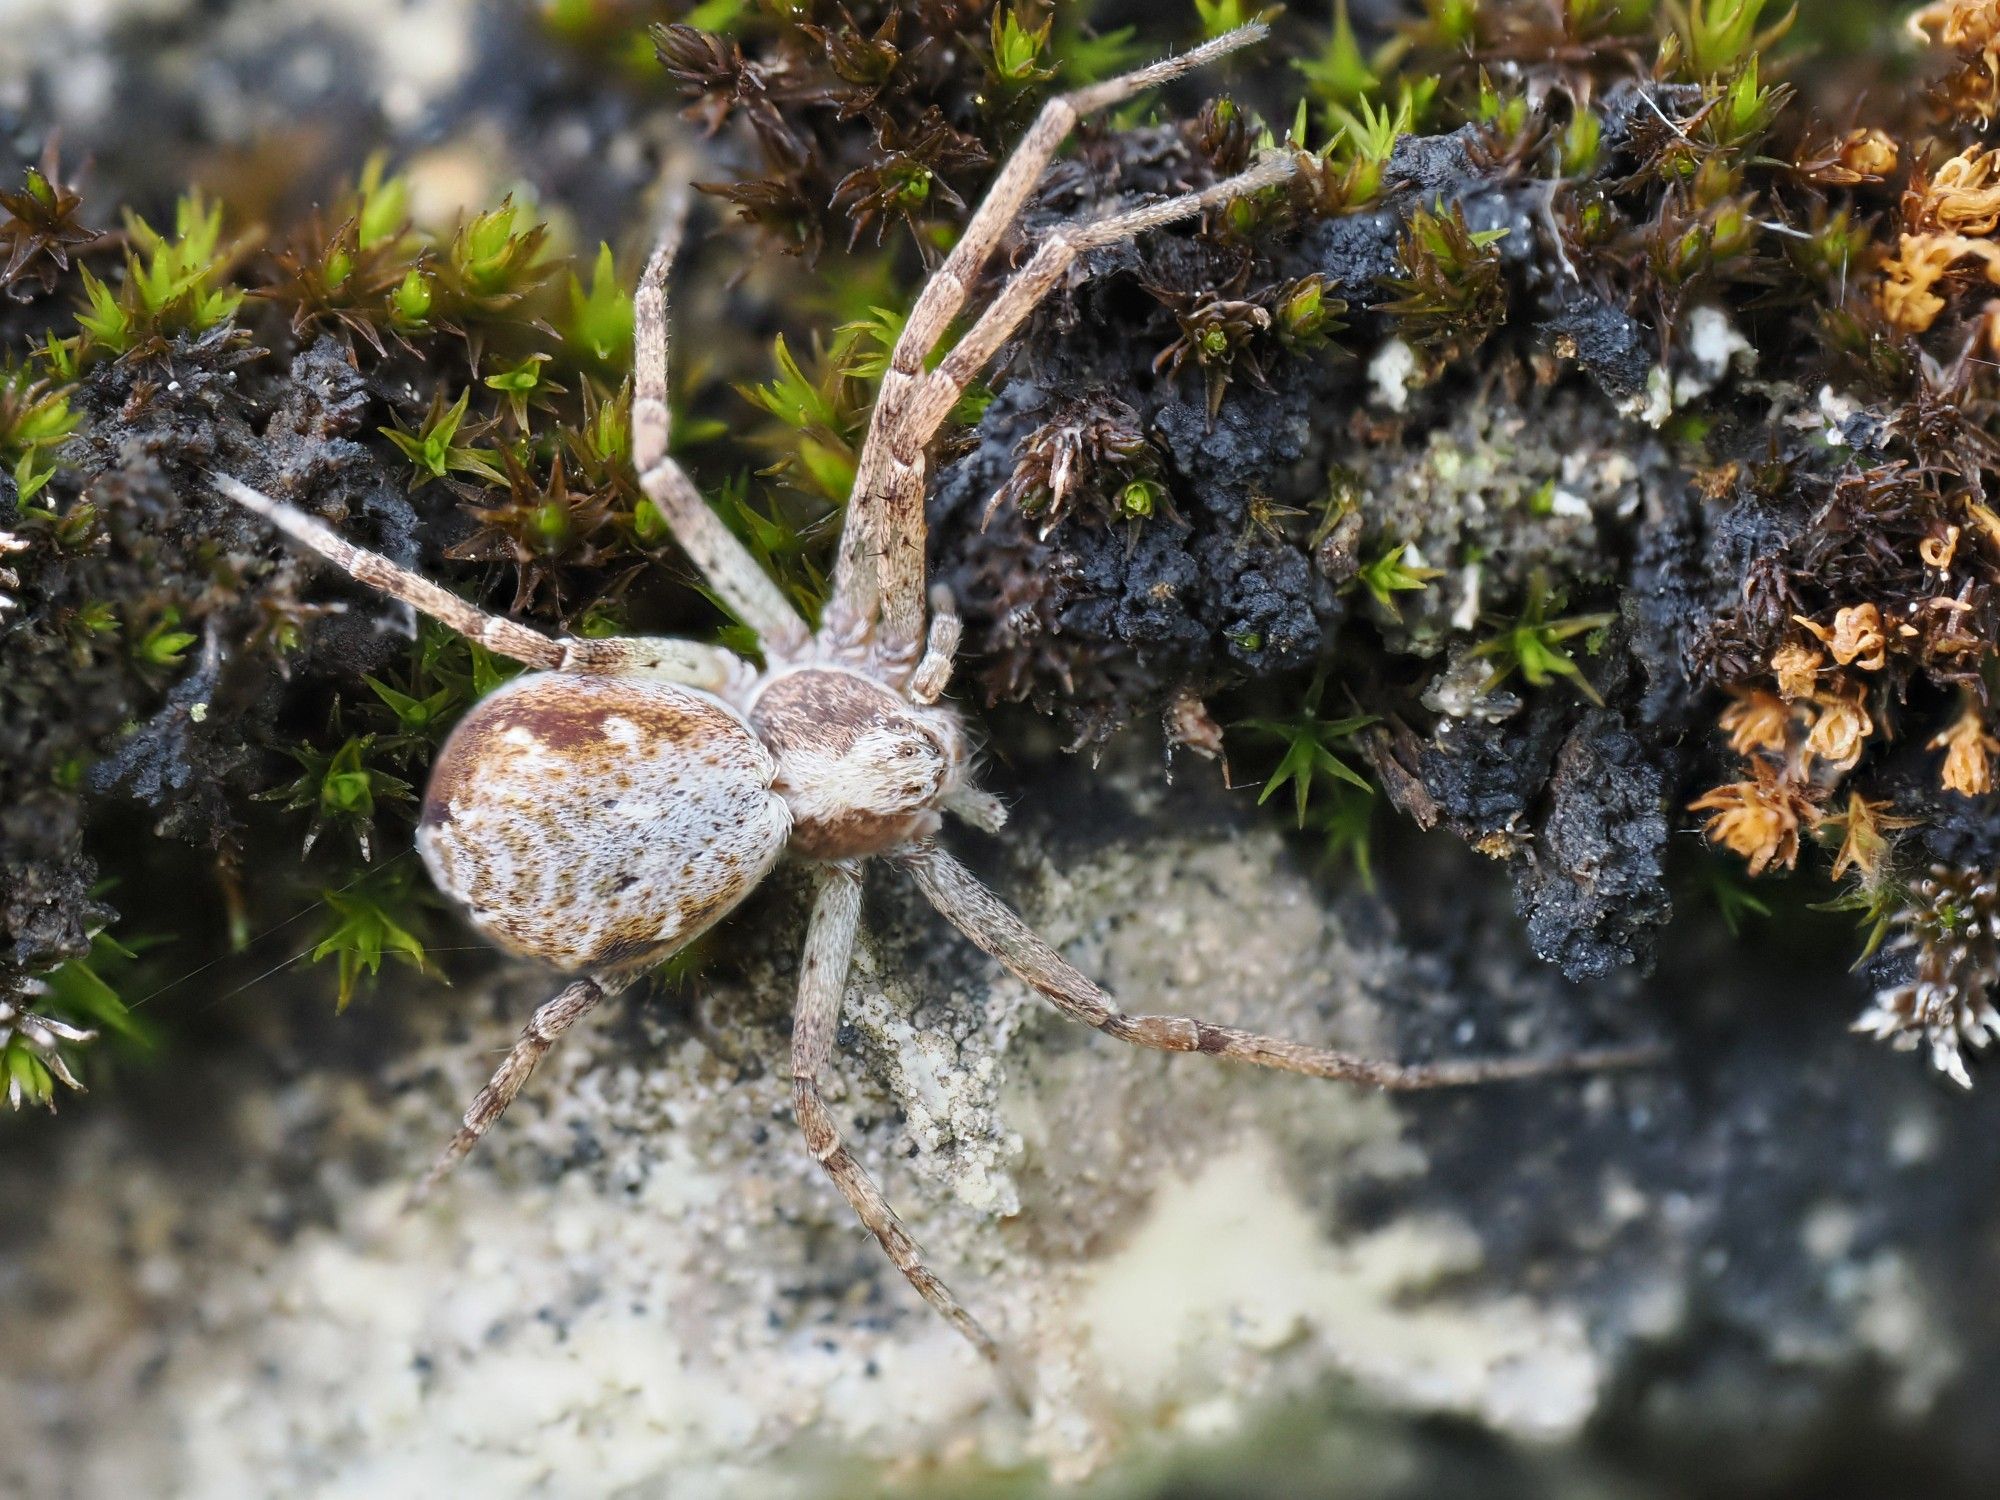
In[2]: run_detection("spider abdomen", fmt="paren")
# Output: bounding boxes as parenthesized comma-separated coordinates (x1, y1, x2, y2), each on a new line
(417, 673, 789, 973)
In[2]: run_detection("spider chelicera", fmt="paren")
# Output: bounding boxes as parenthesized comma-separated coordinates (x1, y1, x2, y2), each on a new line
(213, 24, 1652, 1381)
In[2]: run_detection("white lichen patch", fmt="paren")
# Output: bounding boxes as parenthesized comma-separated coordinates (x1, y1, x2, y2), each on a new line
(1817, 384, 1864, 445)
(842, 940, 1024, 1217)
(1685, 305, 1757, 385)
(1368, 338, 1421, 412)
(0, 529, 24, 617)
(1066, 1141, 1600, 1441)
(1620, 305, 1759, 429)
(1352, 387, 1669, 657)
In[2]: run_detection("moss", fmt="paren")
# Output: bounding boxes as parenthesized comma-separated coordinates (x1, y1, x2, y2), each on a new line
(9, 0, 2000, 1102)
(912, 0, 2000, 1014)
(0, 144, 740, 1093)
(0, 0, 1110, 1097)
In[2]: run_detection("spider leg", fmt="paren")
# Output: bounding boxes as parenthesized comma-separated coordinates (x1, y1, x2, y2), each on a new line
(897, 843, 1668, 1088)
(905, 151, 1297, 512)
(791, 863, 1017, 1385)
(634, 192, 811, 659)
(408, 972, 627, 1207)
(212, 475, 738, 688)
(215, 474, 564, 671)
(941, 786, 1008, 834)
(827, 22, 1273, 653)
(910, 584, 1013, 832)
(849, 153, 1298, 674)
(555, 634, 746, 689)
(909, 584, 961, 705)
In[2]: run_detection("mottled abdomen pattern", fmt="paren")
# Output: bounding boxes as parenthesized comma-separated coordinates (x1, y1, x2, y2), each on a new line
(417, 674, 790, 973)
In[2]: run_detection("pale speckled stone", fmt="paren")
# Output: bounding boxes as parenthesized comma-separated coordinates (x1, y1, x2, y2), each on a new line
(0, 783, 1644, 1499)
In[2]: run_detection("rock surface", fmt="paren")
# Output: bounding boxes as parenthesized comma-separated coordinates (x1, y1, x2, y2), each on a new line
(6, 753, 2000, 1498)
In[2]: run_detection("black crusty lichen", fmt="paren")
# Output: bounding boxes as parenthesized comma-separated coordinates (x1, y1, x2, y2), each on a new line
(9, 0, 2000, 1103)
(920, 24, 1766, 979)
(906, 0, 2000, 1045)
(603, 0, 2000, 1053)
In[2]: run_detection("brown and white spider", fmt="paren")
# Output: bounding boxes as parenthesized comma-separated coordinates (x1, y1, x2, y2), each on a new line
(212, 25, 1650, 1378)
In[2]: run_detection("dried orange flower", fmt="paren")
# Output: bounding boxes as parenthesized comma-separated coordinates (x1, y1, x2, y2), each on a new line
(1720, 687, 1794, 756)
(1878, 231, 2000, 332)
(1771, 642, 1824, 700)
(1794, 603, 1888, 670)
(1916, 148, 2000, 234)
(1693, 461, 1741, 501)
(1921, 524, 1963, 570)
(1820, 791, 1919, 883)
(1911, 0, 2000, 118)
(1838, 128, 1901, 180)
(1690, 763, 1815, 877)
(1805, 681, 1873, 773)
(1910, 0, 2000, 68)
(1931, 702, 2000, 795)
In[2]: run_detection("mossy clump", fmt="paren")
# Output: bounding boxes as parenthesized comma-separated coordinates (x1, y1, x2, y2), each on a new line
(0, 150, 748, 1102)
(0, 0, 1126, 1108)
(11, 0, 2000, 1103)
(896, 1, 2000, 1056)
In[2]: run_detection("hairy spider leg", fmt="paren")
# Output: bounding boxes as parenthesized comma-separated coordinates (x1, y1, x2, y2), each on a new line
(210, 475, 740, 687)
(409, 973, 628, 1206)
(827, 22, 1277, 662)
(790, 864, 1029, 1401)
(899, 842, 1669, 1087)
(633, 189, 812, 659)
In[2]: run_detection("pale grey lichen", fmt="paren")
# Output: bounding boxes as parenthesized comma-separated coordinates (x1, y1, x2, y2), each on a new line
(2, 757, 1988, 1498)
(1619, 305, 1759, 429)
(1345, 387, 1673, 658)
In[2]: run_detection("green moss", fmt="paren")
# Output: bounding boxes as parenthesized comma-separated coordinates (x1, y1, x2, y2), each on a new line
(1353, 542, 1442, 618)
(76, 193, 244, 356)
(1294, 0, 1377, 108)
(1378, 205, 1509, 361)
(1671, 0, 1795, 79)
(1239, 672, 1377, 829)
(312, 864, 442, 1014)
(1468, 581, 1618, 706)
(5, 0, 1999, 1101)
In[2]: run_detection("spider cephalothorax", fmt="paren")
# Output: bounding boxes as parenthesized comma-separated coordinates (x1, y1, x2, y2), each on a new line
(211, 26, 1652, 1392)
(745, 666, 972, 858)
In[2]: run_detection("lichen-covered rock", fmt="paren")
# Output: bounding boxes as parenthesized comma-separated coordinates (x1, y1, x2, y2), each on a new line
(1516, 706, 1673, 980)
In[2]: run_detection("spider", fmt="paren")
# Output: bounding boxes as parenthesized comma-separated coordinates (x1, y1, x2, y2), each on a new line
(211, 25, 1653, 1381)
